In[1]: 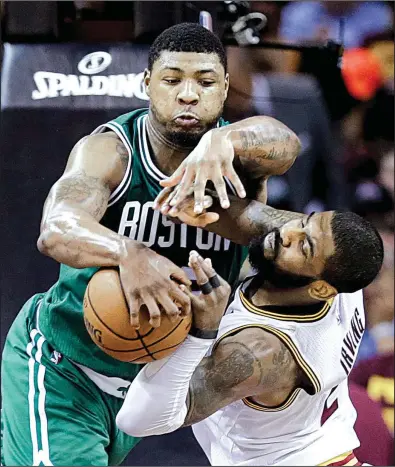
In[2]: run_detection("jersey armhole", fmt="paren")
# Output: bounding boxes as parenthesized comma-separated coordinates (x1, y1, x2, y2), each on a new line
(91, 122, 133, 208)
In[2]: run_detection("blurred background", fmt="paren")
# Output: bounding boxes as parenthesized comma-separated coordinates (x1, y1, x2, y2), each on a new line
(0, 1, 393, 465)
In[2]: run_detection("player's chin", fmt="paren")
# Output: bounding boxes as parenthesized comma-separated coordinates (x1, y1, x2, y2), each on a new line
(166, 127, 205, 146)
(170, 121, 204, 133)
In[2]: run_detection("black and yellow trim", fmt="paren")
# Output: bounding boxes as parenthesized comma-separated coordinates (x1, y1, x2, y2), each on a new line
(213, 324, 321, 411)
(239, 290, 334, 323)
(243, 388, 301, 412)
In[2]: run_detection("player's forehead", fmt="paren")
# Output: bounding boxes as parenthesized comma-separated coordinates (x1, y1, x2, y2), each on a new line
(311, 211, 336, 259)
(152, 51, 224, 76)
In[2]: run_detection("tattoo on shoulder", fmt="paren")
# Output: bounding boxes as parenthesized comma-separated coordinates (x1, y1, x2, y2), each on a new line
(260, 339, 295, 387)
(185, 341, 260, 426)
(55, 169, 110, 218)
(116, 142, 129, 172)
(184, 333, 300, 426)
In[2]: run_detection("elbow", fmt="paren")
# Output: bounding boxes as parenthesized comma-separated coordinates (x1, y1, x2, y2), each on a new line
(115, 412, 144, 438)
(37, 227, 56, 256)
(288, 132, 302, 166)
(275, 132, 301, 176)
(115, 412, 176, 438)
(37, 219, 65, 258)
(116, 405, 185, 438)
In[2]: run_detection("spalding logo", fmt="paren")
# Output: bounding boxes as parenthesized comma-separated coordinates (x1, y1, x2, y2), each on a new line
(77, 51, 112, 75)
(31, 50, 149, 100)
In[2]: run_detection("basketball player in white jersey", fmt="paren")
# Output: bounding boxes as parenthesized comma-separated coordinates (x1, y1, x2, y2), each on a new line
(116, 194, 384, 466)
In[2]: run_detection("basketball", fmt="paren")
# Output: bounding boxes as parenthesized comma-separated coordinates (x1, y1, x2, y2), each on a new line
(83, 268, 192, 363)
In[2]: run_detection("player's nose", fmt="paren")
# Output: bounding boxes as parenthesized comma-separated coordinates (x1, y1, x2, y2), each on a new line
(281, 228, 306, 248)
(177, 80, 199, 105)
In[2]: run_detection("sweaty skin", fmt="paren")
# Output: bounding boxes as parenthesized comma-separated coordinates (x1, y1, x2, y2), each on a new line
(38, 132, 192, 328)
(38, 50, 300, 329)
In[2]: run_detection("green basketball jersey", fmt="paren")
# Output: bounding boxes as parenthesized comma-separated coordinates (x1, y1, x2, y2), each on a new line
(38, 108, 248, 379)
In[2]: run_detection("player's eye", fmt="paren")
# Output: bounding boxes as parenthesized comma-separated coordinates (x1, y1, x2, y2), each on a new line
(163, 78, 180, 85)
(200, 80, 215, 87)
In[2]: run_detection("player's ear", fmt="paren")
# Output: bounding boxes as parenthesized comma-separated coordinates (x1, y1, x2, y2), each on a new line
(144, 69, 151, 96)
(308, 280, 337, 301)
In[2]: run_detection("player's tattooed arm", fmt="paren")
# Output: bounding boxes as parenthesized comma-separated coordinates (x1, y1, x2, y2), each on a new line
(182, 327, 300, 426)
(233, 197, 304, 243)
(157, 187, 304, 245)
(39, 132, 191, 327)
(221, 116, 301, 178)
(158, 116, 300, 213)
(37, 132, 132, 268)
(211, 195, 304, 244)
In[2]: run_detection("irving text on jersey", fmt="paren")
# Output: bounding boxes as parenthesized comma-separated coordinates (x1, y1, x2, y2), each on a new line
(340, 307, 365, 375)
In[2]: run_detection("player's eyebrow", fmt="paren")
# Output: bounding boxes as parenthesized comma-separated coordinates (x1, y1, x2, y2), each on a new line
(306, 211, 315, 226)
(162, 67, 183, 73)
(306, 212, 316, 257)
(161, 67, 219, 76)
(197, 69, 218, 75)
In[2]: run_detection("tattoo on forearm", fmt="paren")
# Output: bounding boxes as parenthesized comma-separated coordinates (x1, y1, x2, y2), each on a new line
(246, 203, 303, 237)
(239, 126, 294, 157)
(55, 169, 110, 219)
(238, 126, 300, 176)
(240, 128, 290, 157)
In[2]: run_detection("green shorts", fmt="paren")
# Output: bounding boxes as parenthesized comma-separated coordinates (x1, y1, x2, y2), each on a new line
(1, 296, 140, 466)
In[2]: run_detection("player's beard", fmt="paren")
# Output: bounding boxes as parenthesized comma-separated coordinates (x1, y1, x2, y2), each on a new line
(248, 231, 314, 289)
(150, 103, 223, 147)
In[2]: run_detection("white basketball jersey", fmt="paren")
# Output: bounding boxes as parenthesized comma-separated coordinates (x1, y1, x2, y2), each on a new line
(193, 278, 366, 466)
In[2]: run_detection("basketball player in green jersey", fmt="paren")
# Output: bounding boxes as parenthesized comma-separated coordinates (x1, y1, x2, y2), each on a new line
(1, 23, 300, 466)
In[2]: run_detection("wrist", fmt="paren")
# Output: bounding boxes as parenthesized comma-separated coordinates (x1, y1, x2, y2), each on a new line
(118, 238, 147, 264)
(189, 325, 218, 340)
(213, 126, 235, 149)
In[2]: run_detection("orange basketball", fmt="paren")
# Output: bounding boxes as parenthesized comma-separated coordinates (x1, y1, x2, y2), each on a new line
(83, 268, 192, 363)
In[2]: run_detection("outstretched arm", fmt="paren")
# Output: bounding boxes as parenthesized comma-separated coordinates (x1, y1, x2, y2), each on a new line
(160, 116, 301, 213)
(155, 189, 304, 245)
(204, 193, 304, 245)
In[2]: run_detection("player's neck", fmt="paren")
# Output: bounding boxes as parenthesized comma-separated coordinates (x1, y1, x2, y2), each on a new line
(146, 111, 191, 176)
(252, 285, 318, 308)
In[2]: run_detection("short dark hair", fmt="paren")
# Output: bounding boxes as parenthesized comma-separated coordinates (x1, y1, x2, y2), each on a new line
(321, 211, 384, 293)
(148, 23, 227, 72)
